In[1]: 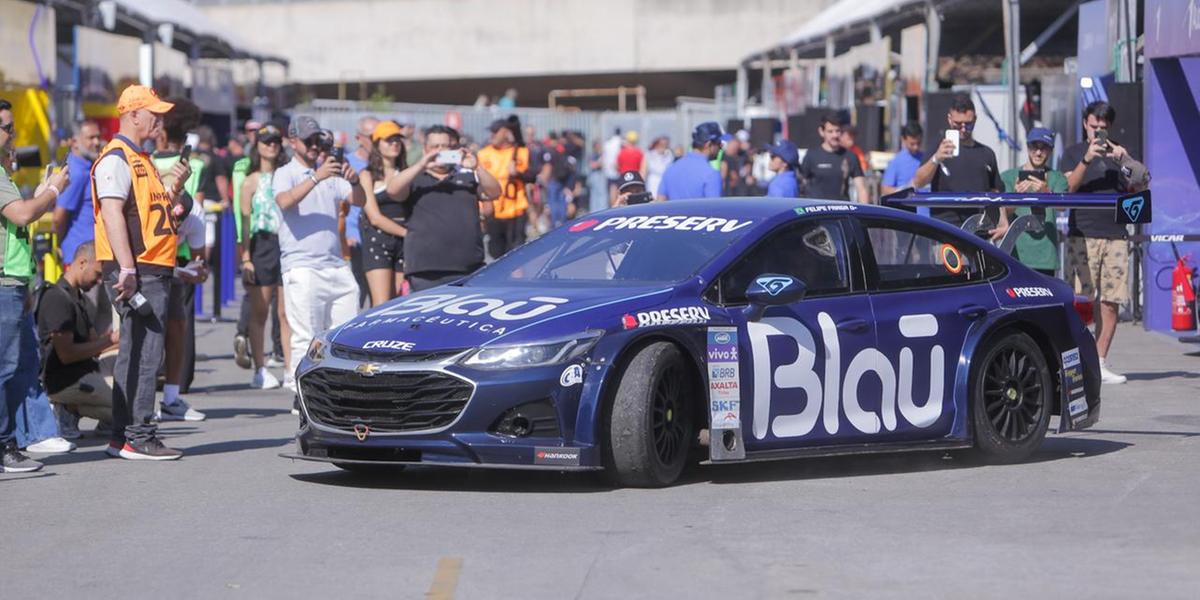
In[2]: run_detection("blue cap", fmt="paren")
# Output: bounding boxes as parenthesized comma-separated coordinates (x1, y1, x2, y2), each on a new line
(767, 140, 800, 167)
(1027, 127, 1055, 147)
(692, 122, 724, 146)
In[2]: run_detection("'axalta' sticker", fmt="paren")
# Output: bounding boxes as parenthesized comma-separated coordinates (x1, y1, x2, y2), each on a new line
(1061, 347, 1087, 424)
(625, 306, 711, 328)
(534, 447, 581, 466)
(707, 327, 741, 430)
(559, 364, 583, 387)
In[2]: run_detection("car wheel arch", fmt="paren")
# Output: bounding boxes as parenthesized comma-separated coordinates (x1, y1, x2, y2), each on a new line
(964, 315, 1065, 429)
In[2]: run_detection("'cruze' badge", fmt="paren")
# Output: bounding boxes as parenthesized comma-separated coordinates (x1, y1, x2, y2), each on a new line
(354, 363, 381, 377)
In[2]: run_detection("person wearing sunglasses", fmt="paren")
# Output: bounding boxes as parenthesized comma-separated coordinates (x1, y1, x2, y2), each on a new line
(911, 93, 1002, 226)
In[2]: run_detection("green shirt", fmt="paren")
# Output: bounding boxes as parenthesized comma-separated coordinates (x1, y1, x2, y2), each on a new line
(0, 167, 33, 281)
(231, 156, 251, 243)
(1000, 168, 1068, 270)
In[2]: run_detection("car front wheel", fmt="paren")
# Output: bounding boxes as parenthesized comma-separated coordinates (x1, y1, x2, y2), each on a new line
(605, 342, 694, 487)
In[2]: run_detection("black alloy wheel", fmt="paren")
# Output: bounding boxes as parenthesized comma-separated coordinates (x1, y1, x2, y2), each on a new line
(969, 331, 1053, 463)
(650, 361, 688, 467)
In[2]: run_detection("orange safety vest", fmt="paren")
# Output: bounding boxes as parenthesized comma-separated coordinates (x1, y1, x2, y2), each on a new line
(477, 145, 529, 220)
(91, 134, 178, 275)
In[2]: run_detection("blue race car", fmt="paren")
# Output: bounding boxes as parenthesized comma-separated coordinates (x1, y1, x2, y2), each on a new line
(283, 195, 1121, 487)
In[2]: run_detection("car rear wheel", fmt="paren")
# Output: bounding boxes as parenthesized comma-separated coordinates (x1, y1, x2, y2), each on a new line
(970, 331, 1052, 463)
(605, 342, 694, 487)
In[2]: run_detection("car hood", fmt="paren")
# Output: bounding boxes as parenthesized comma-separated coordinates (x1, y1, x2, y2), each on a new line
(329, 284, 675, 353)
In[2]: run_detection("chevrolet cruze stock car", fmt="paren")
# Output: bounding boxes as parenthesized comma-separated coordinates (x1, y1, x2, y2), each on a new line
(283, 195, 1116, 487)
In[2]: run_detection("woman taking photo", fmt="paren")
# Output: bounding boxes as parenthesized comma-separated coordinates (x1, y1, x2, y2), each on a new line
(238, 125, 290, 389)
(357, 120, 409, 305)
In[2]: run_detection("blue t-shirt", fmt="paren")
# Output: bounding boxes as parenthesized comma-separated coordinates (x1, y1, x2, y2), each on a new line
(766, 170, 799, 198)
(58, 152, 96, 263)
(657, 152, 721, 200)
(344, 152, 368, 242)
(882, 150, 925, 191)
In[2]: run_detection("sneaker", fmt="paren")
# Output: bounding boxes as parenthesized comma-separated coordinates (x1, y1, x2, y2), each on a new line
(25, 436, 76, 454)
(291, 396, 301, 416)
(233, 334, 252, 370)
(160, 398, 206, 422)
(105, 439, 124, 458)
(252, 368, 281, 390)
(1, 446, 43, 473)
(117, 438, 183, 461)
(283, 374, 296, 392)
(266, 353, 286, 368)
(1099, 361, 1127, 385)
(54, 404, 82, 440)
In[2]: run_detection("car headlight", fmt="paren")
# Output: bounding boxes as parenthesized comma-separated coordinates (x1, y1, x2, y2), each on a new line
(462, 331, 602, 370)
(306, 336, 328, 362)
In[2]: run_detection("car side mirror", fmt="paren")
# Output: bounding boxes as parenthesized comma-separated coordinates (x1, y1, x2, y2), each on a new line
(743, 273, 807, 322)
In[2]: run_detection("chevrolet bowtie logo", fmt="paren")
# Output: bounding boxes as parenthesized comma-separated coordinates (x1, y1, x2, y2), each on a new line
(354, 363, 381, 377)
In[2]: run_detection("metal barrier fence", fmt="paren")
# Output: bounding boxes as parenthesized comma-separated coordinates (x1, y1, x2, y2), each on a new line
(296, 98, 735, 152)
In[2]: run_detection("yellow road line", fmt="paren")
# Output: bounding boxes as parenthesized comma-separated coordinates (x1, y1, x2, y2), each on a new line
(426, 557, 464, 600)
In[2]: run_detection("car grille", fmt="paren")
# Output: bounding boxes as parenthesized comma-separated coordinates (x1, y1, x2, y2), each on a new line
(330, 343, 466, 363)
(300, 368, 472, 433)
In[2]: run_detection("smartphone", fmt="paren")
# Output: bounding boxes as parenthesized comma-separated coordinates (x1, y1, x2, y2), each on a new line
(180, 144, 192, 161)
(1018, 169, 1046, 182)
(44, 163, 55, 180)
(625, 191, 653, 205)
(944, 129, 961, 157)
(1095, 129, 1109, 154)
(437, 149, 463, 165)
(333, 146, 345, 163)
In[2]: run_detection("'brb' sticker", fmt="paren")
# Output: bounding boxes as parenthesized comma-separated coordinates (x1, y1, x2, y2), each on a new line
(940, 243, 963, 274)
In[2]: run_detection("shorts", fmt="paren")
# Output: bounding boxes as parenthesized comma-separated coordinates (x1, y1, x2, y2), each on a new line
(248, 231, 282, 287)
(1066, 237, 1129, 305)
(360, 222, 404, 272)
(167, 276, 193, 321)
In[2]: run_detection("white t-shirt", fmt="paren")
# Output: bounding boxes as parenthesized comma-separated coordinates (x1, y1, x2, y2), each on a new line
(272, 158, 353, 273)
(177, 199, 205, 251)
(93, 154, 131, 200)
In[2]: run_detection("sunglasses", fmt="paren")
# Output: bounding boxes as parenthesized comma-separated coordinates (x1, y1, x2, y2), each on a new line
(1, 122, 14, 134)
(381, 135, 404, 144)
(949, 120, 976, 131)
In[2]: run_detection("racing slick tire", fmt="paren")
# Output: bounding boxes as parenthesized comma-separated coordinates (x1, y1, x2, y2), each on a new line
(332, 463, 407, 475)
(969, 331, 1052, 464)
(605, 342, 695, 488)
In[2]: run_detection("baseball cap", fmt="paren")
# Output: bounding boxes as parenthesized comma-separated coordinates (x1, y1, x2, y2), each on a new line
(625, 131, 639, 144)
(692, 122, 724, 146)
(1027, 127, 1055, 147)
(288, 115, 321, 139)
(116, 85, 174, 115)
(256, 124, 283, 144)
(766, 140, 800, 168)
(618, 170, 645, 191)
(372, 120, 404, 142)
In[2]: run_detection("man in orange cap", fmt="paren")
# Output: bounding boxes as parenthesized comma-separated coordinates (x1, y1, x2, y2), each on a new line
(92, 85, 193, 460)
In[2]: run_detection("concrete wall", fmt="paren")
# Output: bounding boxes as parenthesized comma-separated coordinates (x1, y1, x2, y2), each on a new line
(199, 0, 830, 84)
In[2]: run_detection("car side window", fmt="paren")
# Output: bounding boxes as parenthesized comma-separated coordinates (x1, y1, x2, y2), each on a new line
(862, 218, 984, 291)
(719, 219, 851, 304)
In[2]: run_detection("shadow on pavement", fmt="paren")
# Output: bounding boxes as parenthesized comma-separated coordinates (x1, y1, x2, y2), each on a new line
(288, 466, 613, 494)
(197, 407, 292, 420)
(283, 437, 1131, 492)
(184, 436, 292, 457)
(0, 472, 57, 483)
(1124, 370, 1200, 381)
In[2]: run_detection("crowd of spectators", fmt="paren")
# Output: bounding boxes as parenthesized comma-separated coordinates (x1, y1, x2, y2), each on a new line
(0, 85, 1150, 473)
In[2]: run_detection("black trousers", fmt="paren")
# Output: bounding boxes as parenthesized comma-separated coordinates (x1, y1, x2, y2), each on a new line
(485, 214, 528, 261)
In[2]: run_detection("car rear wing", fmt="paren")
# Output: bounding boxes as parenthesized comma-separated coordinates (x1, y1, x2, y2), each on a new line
(880, 188, 1152, 252)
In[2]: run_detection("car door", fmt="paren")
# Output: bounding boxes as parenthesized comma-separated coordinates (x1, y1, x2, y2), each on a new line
(855, 216, 1001, 441)
(710, 217, 882, 452)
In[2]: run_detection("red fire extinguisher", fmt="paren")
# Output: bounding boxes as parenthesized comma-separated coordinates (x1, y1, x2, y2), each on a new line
(1171, 257, 1196, 331)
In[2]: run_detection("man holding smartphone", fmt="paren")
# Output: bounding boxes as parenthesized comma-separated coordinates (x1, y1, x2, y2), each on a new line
(911, 93, 1002, 226)
(995, 127, 1067, 276)
(385, 125, 501, 291)
(1061, 101, 1147, 385)
(615, 171, 651, 206)
(273, 116, 365, 389)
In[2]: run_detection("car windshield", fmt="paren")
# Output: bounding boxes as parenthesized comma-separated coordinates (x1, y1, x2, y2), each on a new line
(464, 214, 757, 286)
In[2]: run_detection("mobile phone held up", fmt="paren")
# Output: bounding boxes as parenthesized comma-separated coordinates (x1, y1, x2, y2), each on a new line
(1095, 129, 1109, 154)
(625, 191, 653, 205)
(944, 129, 960, 157)
(333, 146, 345, 164)
(437, 150, 463, 166)
(182, 132, 199, 160)
(1018, 169, 1046, 183)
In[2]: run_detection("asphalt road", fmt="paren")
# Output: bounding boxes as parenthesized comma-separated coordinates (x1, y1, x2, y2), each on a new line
(3, 318, 1198, 599)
